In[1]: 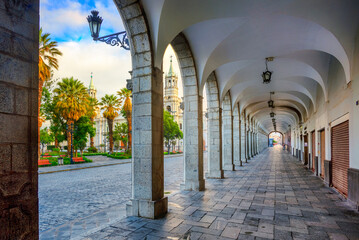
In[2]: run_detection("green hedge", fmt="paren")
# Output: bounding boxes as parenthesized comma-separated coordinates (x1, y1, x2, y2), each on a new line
(106, 152, 131, 159)
(82, 153, 107, 156)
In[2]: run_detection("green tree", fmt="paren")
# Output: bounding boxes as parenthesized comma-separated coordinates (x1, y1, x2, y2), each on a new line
(40, 86, 66, 149)
(163, 110, 183, 153)
(53, 77, 90, 156)
(117, 88, 132, 151)
(74, 116, 96, 156)
(40, 127, 54, 155)
(100, 94, 121, 154)
(113, 122, 129, 151)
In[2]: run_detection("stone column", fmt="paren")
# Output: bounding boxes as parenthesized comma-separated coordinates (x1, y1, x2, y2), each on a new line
(127, 68, 167, 218)
(222, 92, 234, 171)
(241, 115, 246, 163)
(233, 106, 241, 166)
(0, 1, 39, 238)
(117, 1, 168, 218)
(205, 72, 224, 178)
(171, 33, 204, 191)
(246, 130, 250, 160)
(181, 94, 205, 191)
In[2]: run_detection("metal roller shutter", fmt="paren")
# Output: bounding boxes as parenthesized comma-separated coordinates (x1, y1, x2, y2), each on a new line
(331, 120, 349, 196)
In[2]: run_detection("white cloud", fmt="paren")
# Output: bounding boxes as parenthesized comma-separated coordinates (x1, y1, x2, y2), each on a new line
(52, 39, 132, 99)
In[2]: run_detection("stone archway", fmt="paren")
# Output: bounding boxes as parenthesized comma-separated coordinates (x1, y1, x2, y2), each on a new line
(171, 33, 205, 191)
(268, 131, 284, 145)
(205, 72, 224, 178)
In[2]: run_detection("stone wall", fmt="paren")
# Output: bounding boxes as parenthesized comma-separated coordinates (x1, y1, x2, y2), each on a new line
(0, 0, 39, 238)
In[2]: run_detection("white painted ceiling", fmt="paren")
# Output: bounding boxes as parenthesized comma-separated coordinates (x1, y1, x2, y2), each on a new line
(140, 0, 359, 133)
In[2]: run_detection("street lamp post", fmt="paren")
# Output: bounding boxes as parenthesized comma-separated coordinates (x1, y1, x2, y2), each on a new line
(87, 10, 130, 50)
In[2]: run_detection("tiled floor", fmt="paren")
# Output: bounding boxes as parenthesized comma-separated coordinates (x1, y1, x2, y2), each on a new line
(84, 146, 359, 240)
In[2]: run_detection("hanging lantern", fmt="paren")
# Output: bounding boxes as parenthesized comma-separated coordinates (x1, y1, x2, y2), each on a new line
(262, 57, 273, 84)
(268, 91, 275, 108)
(270, 112, 275, 118)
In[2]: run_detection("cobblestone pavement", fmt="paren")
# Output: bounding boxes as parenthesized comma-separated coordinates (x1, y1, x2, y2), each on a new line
(84, 146, 359, 240)
(39, 154, 186, 239)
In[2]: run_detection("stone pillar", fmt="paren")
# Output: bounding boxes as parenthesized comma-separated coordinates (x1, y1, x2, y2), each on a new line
(246, 130, 251, 160)
(117, 0, 168, 218)
(171, 33, 204, 191)
(127, 67, 167, 218)
(250, 131, 254, 158)
(241, 115, 246, 163)
(205, 72, 224, 178)
(222, 92, 234, 171)
(233, 106, 241, 166)
(0, 1, 39, 238)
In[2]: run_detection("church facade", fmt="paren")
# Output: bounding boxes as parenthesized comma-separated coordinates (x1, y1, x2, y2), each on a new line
(88, 58, 185, 152)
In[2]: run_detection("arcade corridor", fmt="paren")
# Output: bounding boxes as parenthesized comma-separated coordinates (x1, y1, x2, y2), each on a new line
(86, 147, 359, 239)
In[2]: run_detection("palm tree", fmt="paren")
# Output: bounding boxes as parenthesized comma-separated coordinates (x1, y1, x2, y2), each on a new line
(87, 97, 99, 148)
(100, 94, 121, 154)
(118, 88, 132, 152)
(53, 77, 90, 156)
(39, 28, 62, 121)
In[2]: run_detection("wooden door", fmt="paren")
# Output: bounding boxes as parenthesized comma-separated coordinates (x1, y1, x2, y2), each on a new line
(304, 135, 308, 165)
(320, 130, 325, 179)
(331, 121, 349, 196)
(311, 131, 315, 172)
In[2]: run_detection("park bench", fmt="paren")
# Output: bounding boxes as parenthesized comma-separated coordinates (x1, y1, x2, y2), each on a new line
(38, 159, 51, 166)
(72, 157, 85, 163)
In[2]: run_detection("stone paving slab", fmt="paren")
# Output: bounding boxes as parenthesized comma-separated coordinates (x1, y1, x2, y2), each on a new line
(39, 154, 186, 239)
(83, 146, 359, 240)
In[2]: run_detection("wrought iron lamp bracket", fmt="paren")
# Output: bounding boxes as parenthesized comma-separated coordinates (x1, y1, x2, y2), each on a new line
(95, 31, 130, 50)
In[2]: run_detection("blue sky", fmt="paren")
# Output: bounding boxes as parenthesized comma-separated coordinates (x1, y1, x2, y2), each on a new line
(40, 0, 182, 99)
(40, 0, 124, 43)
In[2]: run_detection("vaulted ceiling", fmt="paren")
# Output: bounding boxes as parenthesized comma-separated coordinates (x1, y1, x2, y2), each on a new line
(140, 0, 359, 133)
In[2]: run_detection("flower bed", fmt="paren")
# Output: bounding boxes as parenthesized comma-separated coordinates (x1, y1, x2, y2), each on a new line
(38, 156, 92, 167)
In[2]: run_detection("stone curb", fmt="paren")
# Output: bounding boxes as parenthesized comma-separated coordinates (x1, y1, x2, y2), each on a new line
(38, 161, 131, 175)
(38, 154, 184, 175)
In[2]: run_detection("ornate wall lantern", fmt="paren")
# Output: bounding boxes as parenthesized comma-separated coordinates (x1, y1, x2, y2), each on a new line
(270, 111, 275, 118)
(87, 10, 130, 50)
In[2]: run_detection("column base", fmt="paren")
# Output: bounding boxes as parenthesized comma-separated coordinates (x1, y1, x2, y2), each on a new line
(223, 164, 235, 171)
(234, 161, 242, 167)
(180, 179, 205, 191)
(205, 170, 224, 179)
(126, 197, 168, 219)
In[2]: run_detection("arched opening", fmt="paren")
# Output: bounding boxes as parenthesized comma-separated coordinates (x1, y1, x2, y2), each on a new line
(162, 44, 185, 194)
(268, 131, 283, 147)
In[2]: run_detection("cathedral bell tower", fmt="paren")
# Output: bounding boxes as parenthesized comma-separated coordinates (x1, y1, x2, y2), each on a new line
(164, 56, 181, 122)
(88, 72, 97, 99)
